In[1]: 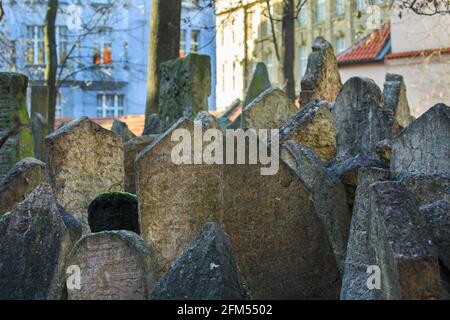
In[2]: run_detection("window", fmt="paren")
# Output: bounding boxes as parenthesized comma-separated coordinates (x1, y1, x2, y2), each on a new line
(316, 0, 326, 22)
(336, 0, 345, 17)
(299, 46, 308, 79)
(261, 19, 269, 37)
(264, 52, 275, 83)
(55, 92, 63, 119)
(93, 28, 112, 65)
(26, 26, 45, 65)
(180, 29, 187, 57)
(357, 0, 366, 11)
(96, 94, 125, 118)
(336, 35, 346, 53)
(190, 30, 200, 53)
(57, 26, 68, 64)
(297, 5, 307, 27)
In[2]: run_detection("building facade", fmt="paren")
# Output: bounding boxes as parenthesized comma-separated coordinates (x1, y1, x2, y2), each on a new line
(0, 0, 216, 121)
(215, 0, 390, 109)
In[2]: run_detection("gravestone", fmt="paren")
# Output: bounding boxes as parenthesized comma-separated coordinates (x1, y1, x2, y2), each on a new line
(244, 62, 272, 107)
(368, 181, 441, 300)
(241, 88, 298, 129)
(159, 54, 211, 132)
(124, 135, 159, 194)
(149, 223, 247, 300)
(281, 141, 351, 274)
(391, 103, 450, 176)
(143, 113, 161, 135)
(88, 192, 140, 235)
(0, 73, 34, 179)
(300, 37, 342, 106)
(340, 167, 390, 300)
(278, 99, 336, 163)
(0, 184, 82, 300)
(420, 201, 450, 271)
(31, 113, 48, 161)
(67, 231, 160, 300)
(333, 77, 389, 162)
(383, 73, 413, 134)
(398, 173, 450, 208)
(0, 157, 46, 215)
(136, 118, 223, 270)
(46, 117, 124, 232)
(111, 119, 136, 142)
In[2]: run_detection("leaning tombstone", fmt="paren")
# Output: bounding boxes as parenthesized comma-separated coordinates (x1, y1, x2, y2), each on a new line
(46, 117, 124, 232)
(241, 88, 298, 129)
(391, 103, 450, 177)
(0, 73, 34, 178)
(383, 73, 413, 135)
(88, 192, 140, 235)
(0, 184, 82, 300)
(159, 54, 211, 132)
(300, 37, 342, 106)
(149, 223, 248, 300)
(67, 231, 160, 300)
(111, 119, 136, 142)
(0, 157, 46, 215)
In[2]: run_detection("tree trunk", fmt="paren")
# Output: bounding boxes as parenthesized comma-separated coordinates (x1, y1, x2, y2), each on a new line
(45, 0, 58, 134)
(145, 0, 182, 124)
(0, 1, 4, 22)
(281, 0, 296, 101)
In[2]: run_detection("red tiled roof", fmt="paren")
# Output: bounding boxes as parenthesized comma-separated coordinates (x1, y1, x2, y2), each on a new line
(385, 47, 450, 60)
(338, 25, 391, 65)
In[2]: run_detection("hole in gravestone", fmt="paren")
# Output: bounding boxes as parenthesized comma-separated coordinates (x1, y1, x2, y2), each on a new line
(88, 192, 140, 235)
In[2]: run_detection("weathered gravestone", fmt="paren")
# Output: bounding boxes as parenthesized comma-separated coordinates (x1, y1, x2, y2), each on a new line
(333, 77, 389, 162)
(149, 222, 247, 300)
(278, 99, 336, 163)
(124, 135, 159, 194)
(300, 37, 342, 106)
(111, 118, 136, 142)
(0, 184, 82, 300)
(67, 231, 160, 300)
(30, 86, 49, 160)
(241, 88, 298, 129)
(0, 157, 46, 215)
(143, 113, 161, 135)
(281, 141, 351, 274)
(159, 54, 211, 132)
(340, 167, 390, 300)
(391, 103, 450, 176)
(368, 181, 441, 300)
(383, 73, 413, 135)
(46, 117, 124, 232)
(0, 73, 34, 179)
(398, 173, 450, 208)
(420, 201, 450, 272)
(244, 62, 272, 107)
(88, 192, 140, 235)
(136, 118, 223, 270)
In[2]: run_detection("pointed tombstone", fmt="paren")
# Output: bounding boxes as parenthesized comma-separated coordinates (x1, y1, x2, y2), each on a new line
(333, 77, 389, 162)
(136, 118, 223, 270)
(111, 118, 136, 143)
(340, 167, 390, 300)
(277, 99, 336, 163)
(368, 181, 441, 300)
(88, 192, 140, 235)
(241, 88, 298, 129)
(383, 73, 413, 135)
(300, 37, 342, 106)
(421, 201, 450, 272)
(124, 135, 159, 194)
(149, 222, 247, 300)
(0, 157, 46, 215)
(0, 73, 34, 178)
(222, 132, 340, 299)
(281, 141, 351, 274)
(0, 184, 82, 300)
(159, 54, 211, 132)
(391, 103, 450, 177)
(244, 62, 272, 107)
(67, 231, 161, 300)
(46, 117, 124, 233)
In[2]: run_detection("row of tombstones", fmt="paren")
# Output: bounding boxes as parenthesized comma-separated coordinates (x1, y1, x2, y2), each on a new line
(0, 37, 449, 300)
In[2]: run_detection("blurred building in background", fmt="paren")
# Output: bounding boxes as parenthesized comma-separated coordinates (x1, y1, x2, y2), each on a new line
(0, 0, 216, 123)
(215, 0, 390, 109)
